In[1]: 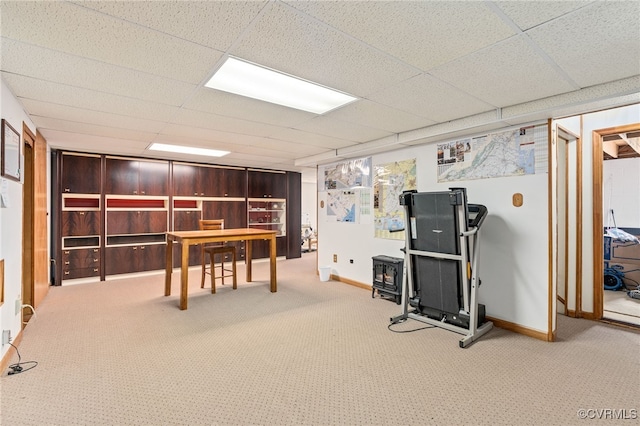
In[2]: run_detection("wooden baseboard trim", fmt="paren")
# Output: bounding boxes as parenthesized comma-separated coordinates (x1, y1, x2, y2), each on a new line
(0, 330, 23, 373)
(330, 275, 371, 291)
(331, 278, 555, 341)
(567, 309, 577, 318)
(581, 311, 597, 320)
(486, 316, 551, 342)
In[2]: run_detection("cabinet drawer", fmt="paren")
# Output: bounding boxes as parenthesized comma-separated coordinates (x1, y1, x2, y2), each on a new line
(63, 248, 100, 269)
(62, 211, 100, 236)
(62, 267, 100, 280)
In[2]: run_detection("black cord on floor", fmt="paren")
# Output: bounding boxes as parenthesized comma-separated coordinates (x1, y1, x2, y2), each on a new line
(387, 317, 435, 333)
(6, 342, 38, 376)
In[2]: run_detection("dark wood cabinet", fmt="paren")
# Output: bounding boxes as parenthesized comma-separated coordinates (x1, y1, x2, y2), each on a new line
(62, 211, 100, 236)
(106, 157, 168, 195)
(61, 153, 101, 194)
(54, 150, 299, 281)
(173, 210, 202, 266)
(172, 163, 200, 196)
(203, 200, 247, 260)
(248, 170, 287, 199)
(173, 164, 246, 197)
(221, 167, 246, 197)
(203, 200, 247, 228)
(106, 210, 167, 235)
(249, 236, 288, 259)
(62, 248, 100, 279)
(105, 244, 165, 275)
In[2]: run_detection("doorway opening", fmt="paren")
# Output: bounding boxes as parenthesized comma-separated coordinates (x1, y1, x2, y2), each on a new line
(594, 124, 640, 326)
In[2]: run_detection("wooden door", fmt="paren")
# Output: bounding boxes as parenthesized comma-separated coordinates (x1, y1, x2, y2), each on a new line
(21, 127, 49, 323)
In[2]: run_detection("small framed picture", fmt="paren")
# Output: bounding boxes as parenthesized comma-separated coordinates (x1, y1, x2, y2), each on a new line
(1, 119, 21, 182)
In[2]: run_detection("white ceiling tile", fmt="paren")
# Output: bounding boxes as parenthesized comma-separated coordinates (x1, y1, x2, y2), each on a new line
(159, 123, 326, 158)
(271, 128, 354, 150)
(494, 1, 592, 31)
(330, 100, 437, 133)
(74, 1, 268, 51)
(172, 108, 283, 138)
(526, 1, 640, 87)
(1, 1, 636, 169)
(33, 116, 157, 143)
(367, 74, 496, 123)
(2, 39, 196, 106)
(0, 1, 221, 83)
(231, 1, 420, 97)
(41, 129, 151, 156)
(2, 73, 181, 123)
(430, 35, 577, 107)
(21, 99, 166, 134)
(222, 151, 296, 167)
(285, 1, 516, 71)
(183, 87, 316, 128)
(293, 115, 393, 143)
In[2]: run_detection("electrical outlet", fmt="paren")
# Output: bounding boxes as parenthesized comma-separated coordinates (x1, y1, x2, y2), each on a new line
(2, 330, 10, 345)
(333, 254, 337, 263)
(15, 299, 21, 316)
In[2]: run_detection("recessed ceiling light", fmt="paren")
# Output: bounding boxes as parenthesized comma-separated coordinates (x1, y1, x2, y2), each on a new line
(205, 56, 357, 114)
(148, 143, 229, 157)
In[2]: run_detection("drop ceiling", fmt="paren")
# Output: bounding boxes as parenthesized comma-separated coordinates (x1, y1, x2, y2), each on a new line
(1, 1, 639, 175)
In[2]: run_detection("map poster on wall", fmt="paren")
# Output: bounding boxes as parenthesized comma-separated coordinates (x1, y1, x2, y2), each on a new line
(326, 190, 358, 222)
(437, 125, 547, 182)
(320, 157, 372, 191)
(325, 188, 372, 224)
(373, 158, 417, 240)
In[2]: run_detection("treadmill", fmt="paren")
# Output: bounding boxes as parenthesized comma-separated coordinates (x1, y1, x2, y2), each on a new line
(391, 188, 493, 348)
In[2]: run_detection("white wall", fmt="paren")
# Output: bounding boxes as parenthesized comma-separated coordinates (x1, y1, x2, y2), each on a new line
(318, 126, 550, 333)
(603, 157, 640, 229)
(0, 79, 36, 361)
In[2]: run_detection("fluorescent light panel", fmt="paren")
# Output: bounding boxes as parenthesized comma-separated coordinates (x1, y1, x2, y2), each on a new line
(205, 57, 357, 114)
(148, 143, 229, 157)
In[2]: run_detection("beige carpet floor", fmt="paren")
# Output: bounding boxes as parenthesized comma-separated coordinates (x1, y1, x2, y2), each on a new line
(1, 253, 638, 425)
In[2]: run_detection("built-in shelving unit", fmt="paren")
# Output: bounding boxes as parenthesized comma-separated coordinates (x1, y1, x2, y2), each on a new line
(60, 193, 101, 280)
(104, 196, 168, 276)
(248, 199, 287, 236)
(52, 152, 301, 285)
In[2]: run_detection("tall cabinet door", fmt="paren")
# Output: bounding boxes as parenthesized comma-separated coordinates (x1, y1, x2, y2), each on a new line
(61, 153, 101, 194)
(203, 200, 247, 260)
(248, 169, 287, 198)
(105, 157, 168, 195)
(105, 157, 139, 195)
(138, 160, 168, 196)
(173, 163, 201, 196)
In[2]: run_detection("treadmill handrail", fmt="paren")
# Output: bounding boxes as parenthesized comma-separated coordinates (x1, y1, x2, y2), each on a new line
(461, 227, 479, 237)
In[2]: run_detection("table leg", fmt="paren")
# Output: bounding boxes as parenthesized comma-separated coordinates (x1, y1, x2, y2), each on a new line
(246, 240, 252, 282)
(270, 235, 277, 292)
(165, 238, 173, 296)
(180, 242, 189, 310)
